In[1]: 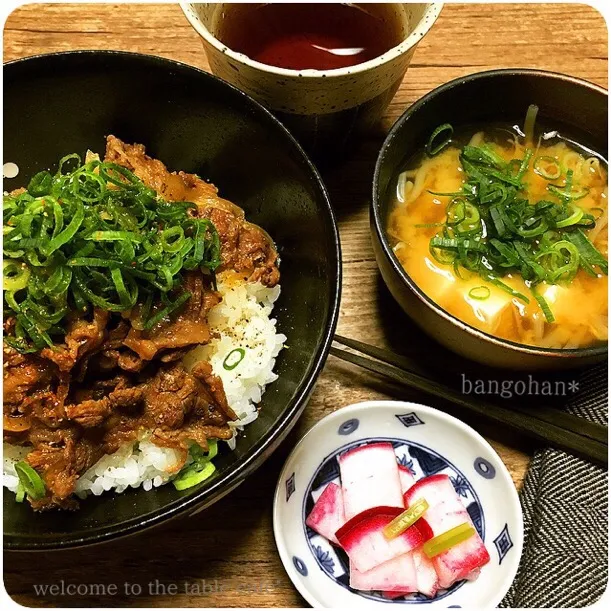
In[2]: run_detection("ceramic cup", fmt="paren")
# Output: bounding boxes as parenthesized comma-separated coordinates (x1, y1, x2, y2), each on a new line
(181, 3, 443, 161)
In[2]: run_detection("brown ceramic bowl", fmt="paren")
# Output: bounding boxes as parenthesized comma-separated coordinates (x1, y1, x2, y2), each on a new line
(181, 3, 443, 162)
(372, 69, 608, 370)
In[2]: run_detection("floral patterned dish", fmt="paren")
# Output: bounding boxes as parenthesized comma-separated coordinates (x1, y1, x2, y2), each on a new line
(273, 401, 523, 608)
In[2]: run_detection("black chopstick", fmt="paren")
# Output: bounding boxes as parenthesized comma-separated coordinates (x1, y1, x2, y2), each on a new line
(330, 341, 607, 467)
(335, 335, 608, 445)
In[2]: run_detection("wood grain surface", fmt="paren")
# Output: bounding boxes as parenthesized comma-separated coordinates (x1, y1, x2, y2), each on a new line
(3, 2, 608, 608)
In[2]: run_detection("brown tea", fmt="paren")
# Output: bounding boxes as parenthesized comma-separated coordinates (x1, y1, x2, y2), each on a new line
(215, 3, 406, 71)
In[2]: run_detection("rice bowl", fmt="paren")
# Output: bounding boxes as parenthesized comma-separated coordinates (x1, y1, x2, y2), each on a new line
(3, 50, 340, 549)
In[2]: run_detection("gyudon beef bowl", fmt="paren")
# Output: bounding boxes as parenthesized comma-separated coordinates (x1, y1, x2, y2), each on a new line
(3, 51, 340, 549)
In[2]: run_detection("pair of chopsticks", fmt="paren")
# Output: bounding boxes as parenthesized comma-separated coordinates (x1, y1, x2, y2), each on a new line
(331, 335, 608, 467)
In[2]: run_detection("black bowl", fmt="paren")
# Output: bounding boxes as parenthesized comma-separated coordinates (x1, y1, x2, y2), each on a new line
(3, 51, 341, 550)
(372, 69, 608, 370)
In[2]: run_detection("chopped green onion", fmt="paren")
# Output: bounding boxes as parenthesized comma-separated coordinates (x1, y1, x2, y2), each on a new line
(27, 171, 53, 197)
(188, 439, 218, 462)
(41, 200, 85, 256)
(86, 230, 142, 243)
(15, 461, 46, 500)
(462, 145, 506, 170)
(3, 260, 30, 291)
(548, 184, 590, 202)
(485, 275, 530, 304)
(3, 153, 223, 352)
(548, 170, 589, 202)
(556, 204, 585, 229)
(514, 241, 546, 280)
(489, 205, 507, 237)
(172, 440, 219, 491)
(414, 222, 445, 228)
(173, 461, 216, 491)
(480, 143, 509, 168)
(516, 148, 533, 180)
(490, 239, 520, 268)
(15, 482, 25, 503)
(427, 123, 454, 156)
(427, 113, 608, 322)
(531, 286, 555, 323)
(56, 153, 81, 176)
(204, 439, 219, 461)
(429, 243, 457, 265)
(143, 291, 192, 331)
(542, 241, 580, 283)
(565, 229, 608, 275)
(160, 226, 185, 253)
(534, 155, 561, 180)
(223, 348, 246, 371)
(468, 286, 491, 300)
(427, 190, 464, 197)
(421, 119, 607, 319)
(430, 236, 486, 253)
(446, 199, 467, 226)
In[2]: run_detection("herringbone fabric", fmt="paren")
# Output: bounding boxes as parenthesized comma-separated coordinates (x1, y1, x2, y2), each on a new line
(500, 364, 608, 608)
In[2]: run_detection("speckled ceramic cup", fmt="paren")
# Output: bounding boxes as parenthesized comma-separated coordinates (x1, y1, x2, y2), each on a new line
(181, 3, 443, 160)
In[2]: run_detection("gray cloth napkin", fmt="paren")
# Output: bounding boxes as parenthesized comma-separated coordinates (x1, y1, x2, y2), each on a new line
(500, 364, 608, 608)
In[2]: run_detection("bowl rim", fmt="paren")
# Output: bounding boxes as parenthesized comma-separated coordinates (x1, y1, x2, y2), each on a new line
(272, 399, 524, 608)
(179, 2, 444, 79)
(3, 49, 342, 551)
(371, 68, 608, 360)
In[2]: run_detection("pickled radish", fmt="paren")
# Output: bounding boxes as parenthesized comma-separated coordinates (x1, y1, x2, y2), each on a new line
(305, 482, 345, 544)
(335, 506, 423, 572)
(383, 590, 412, 599)
(403, 474, 466, 518)
(303, 444, 490, 597)
(403, 474, 477, 541)
(338, 442, 404, 520)
(403, 474, 490, 588)
(380, 553, 439, 599)
(413, 549, 440, 598)
(398, 464, 416, 493)
(350, 553, 418, 592)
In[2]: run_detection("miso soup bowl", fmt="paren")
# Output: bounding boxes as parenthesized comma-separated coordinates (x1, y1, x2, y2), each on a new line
(372, 69, 608, 371)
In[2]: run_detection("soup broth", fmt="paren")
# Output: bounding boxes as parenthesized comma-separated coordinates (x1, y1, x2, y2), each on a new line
(387, 120, 608, 349)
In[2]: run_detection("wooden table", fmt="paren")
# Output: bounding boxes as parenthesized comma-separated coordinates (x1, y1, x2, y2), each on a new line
(3, 3, 607, 607)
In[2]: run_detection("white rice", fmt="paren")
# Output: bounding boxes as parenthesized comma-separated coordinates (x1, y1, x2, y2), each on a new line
(3, 275, 286, 499)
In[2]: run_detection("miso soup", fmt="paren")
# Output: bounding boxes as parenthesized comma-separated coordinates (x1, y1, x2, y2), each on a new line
(387, 108, 608, 349)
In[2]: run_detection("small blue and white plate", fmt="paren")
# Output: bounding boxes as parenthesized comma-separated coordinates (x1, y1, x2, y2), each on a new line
(273, 401, 523, 608)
